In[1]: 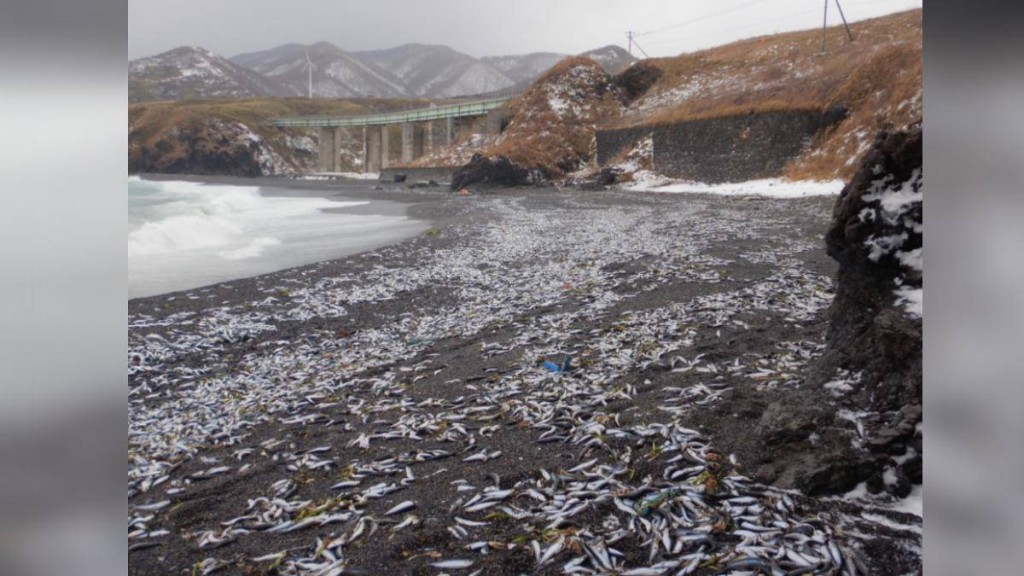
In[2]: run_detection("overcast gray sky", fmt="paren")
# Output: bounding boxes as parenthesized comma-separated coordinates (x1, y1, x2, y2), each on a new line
(128, 0, 922, 60)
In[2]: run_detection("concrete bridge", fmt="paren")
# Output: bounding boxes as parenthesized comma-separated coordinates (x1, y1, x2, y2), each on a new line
(272, 98, 512, 173)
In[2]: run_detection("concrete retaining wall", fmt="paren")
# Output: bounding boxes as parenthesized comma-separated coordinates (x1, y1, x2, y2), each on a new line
(596, 109, 837, 183)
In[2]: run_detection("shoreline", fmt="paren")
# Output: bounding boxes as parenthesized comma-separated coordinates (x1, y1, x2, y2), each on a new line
(128, 185, 921, 575)
(129, 174, 449, 302)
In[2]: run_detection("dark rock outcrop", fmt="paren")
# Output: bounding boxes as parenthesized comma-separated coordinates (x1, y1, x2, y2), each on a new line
(449, 154, 541, 191)
(612, 60, 663, 105)
(762, 129, 923, 496)
(817, 128, 922, 412)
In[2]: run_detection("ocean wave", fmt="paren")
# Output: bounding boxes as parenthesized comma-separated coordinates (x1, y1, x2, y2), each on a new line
(128, 179, 368, 257)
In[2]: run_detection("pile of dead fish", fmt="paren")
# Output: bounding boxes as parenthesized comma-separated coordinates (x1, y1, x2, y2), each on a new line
(128, 194, 920, 574)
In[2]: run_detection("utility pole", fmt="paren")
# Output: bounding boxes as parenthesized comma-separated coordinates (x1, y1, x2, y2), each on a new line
(625, 30, 650, 60)
(822, 0, 855, 53)
(821, 0, 829, 53)
(834, 0, 855, 42)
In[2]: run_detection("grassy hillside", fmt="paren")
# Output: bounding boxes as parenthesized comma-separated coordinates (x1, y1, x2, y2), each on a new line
(486, 57, 623, 176)
(618, 9, 922, 180)
(408, 9, 921, 184)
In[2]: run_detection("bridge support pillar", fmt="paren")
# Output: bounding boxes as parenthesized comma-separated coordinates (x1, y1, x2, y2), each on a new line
(364, 126, 383, 173)
(423, 121, 434, 155)
(318, 127, 341, 172)
(446, 116, 454, 145)
(401, 122, 415, 163)
(381, 125, 390, 170)
(364, 128, 372, 175)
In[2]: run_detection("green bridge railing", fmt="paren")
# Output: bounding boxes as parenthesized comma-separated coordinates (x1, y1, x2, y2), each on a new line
(271, 97, 512, 128)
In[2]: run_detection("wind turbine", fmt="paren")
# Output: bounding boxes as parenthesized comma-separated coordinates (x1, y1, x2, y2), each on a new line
(304, 49, 316, 98)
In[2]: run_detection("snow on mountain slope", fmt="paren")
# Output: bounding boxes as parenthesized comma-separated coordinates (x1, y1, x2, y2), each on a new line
(129, 46, 294, 103)
(481, 52, 567, 85)
(354, 44, 515, 97)
(232, 42, 407, 98)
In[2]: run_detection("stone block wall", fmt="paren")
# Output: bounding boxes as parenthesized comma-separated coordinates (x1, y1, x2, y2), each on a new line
(596, 109, 837, 183)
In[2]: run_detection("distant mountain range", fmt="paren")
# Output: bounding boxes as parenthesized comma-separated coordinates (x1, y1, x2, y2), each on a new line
(129, 42, 635, 103)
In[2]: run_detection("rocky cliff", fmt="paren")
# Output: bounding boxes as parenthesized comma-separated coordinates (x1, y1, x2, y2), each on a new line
(758, 128, 922, 496)
(128, 99, 371, 176)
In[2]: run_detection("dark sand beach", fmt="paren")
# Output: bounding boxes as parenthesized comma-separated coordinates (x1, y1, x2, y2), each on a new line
(128, 179, 920, 575)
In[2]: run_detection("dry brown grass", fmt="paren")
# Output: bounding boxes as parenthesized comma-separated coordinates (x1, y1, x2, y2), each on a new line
(129, 98, 368, 157)
(483, 56, 623, 176)
(406, 9, 921, 182)
(609, 8, 922, 180)
(787, 42, 922, 179)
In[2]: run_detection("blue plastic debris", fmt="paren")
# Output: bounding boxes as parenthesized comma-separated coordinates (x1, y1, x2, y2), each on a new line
(543, 354, 572, 373)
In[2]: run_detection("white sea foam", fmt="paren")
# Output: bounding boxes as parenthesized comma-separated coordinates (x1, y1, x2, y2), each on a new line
(128, 180, 366, 257)
(128, 178, 428, 298)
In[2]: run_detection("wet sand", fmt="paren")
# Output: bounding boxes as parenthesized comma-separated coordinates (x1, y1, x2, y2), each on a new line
(128, 181, 921, 575)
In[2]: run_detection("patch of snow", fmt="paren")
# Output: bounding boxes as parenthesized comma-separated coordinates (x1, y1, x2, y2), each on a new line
(844, 481, 922, 517)
(863, 168, 923, 223)
(301, 172, 380, 180)
(837, 409, 873, 448)
(862, 511, 922, 534)
(890, 484, 923, 517)
(285, 134, 317, 154)
(843, 482, 870, 500)
(823, 368, 862, 397)
(548, 93, 570, 116)
(624, 177, 845, 198)
(892, 446, 918, 466)
(865, 232, 909, 262)
(894, 285, 922, 318)
(896, 247, 922, 271)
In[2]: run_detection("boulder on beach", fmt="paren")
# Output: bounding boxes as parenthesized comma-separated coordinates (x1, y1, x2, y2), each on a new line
(449, 153, 541, 191)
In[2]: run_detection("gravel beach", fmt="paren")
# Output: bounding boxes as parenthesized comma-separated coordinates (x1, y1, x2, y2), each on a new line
(128, 180, 921, 575)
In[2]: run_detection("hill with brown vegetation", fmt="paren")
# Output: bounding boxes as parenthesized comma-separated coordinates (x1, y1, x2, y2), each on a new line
(410, 56, 631, 178)
(618, 9, 922, 181)
(486, 57, 624, 176)
(431, 9, 921, 185)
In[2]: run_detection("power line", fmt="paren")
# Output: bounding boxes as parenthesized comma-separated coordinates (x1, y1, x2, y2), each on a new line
(642, 7, 822, 46)
(640, 0, 773, 36)
(638, 0, 900, 51)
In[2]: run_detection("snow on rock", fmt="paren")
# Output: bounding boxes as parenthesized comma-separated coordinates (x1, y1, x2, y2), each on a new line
(858, 163, 923, 317)
(223, 120, 291, 175)
(285, 134, 316, 155)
